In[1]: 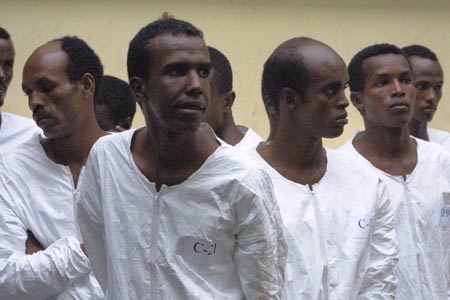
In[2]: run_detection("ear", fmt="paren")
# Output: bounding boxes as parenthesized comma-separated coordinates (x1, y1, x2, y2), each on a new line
(118, 117, 133, 130)
(279, 87, 298, 109)
(80, 73, 95, 97)
(263, 94, 277, 116)
(350, 91, 365, 115)
(130, 76, 148, 105)
(223, 91, 236, 113)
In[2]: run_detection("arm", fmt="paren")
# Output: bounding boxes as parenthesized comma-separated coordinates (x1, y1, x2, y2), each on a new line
(76, 153, 108, 292)
(0, 195, 92, 300)
(357, 180, 399, 300)
(233, 169, 287, 300)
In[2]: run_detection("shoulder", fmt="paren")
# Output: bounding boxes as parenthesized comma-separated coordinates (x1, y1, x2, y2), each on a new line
(90, 128, 136, 158)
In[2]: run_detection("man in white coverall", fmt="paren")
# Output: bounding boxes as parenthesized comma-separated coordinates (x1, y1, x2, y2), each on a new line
(251, 37, 398, 299)
(339, 43, 450, 299)
(76, 18, 286, 300)
(401, 45, 449, 151)
(0, 27, 40, 156)
(0, 36, 105, 299)
(202, 46, 262, 150)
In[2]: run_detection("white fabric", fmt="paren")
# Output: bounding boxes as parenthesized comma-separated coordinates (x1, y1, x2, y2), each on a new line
(248, 147, 398, 299)
(76, 129, 287, 300)
(428, 128, 450, 152)
(0, 132, 104, 300)
(339, 138, 450, 300)
(0, 112, 41, 156)
(235, 127, 263, 151)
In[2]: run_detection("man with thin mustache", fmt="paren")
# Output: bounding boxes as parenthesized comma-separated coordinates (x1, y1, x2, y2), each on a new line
(0, 26, 40, 156)
(0, 36, 105, 299)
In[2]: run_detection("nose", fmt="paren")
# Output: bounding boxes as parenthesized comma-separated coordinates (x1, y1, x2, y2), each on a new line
(391, 79, 405, 98)
(425, 89, 438, 106)
(28, 91, 45, 112)
(337, 90, 349, 108)
(185, 70, 203, 98)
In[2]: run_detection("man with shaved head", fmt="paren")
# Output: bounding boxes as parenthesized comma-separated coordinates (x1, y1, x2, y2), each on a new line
(0, 26, 40, 156)
(0, 36, 104, 299)
(251, 37, 397, 298)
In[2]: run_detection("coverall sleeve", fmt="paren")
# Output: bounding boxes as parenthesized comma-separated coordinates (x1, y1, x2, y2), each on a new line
(358, 180, 399, 300)
(233, 169, 287, 300)
(0, 192, 92, 300)
(76, 153, 108, 292)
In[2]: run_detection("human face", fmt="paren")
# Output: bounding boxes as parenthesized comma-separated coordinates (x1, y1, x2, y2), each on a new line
(141, 34, 211, 133)
(299, 44, 349, 138)
(353, 53, 415, 129)
(0, 38, 15, 107)
(202, 71, 227, 132)
(409, 56, 443, 123)
(22, 42, 85, 138)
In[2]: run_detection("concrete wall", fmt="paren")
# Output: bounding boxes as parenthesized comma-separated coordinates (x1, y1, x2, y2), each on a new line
(1, 0, 449, 148)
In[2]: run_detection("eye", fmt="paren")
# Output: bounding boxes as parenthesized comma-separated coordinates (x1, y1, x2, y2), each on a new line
(168, 68, 183, 76)
(3, 61, 13, 71)
(434, 84, 442, 92)
(40, 83, 55, 93)
(415, 82, 430, 90)
(198, 66, 211, 78)
(375, 79, 388, 87)
(344, 82, 349, 90)
(325, 87, 338, 97)
(401, 77, 411, 84)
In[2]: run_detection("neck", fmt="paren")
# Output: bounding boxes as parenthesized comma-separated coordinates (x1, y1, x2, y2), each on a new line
(359, 123, 412, 157)
(216, 115, 244, 146)
(408, 118, 429, 141)
(258, 119, 327, 186)
(43, 117, 105, 166)
(144, 123, 208, 170)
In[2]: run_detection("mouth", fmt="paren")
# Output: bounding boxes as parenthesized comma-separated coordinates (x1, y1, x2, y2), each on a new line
(335, 113, 348, 126)
(33, 111, 53, 126)
(173, 101, 206, 113)
(389, 101, 410, 111)
(422, 106, 436, 114)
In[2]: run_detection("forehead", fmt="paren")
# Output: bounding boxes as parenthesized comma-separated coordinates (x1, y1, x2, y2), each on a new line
(146, 34, 209, 67)
(363, 53, 410, 78)
(0, 38, 15, 59)
(302, 44, 348, 85)
(408, 56, 443, 79)
(23, 42, 69, 82)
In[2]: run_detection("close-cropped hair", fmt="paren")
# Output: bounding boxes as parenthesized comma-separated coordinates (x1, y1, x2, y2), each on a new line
(127, 18, 203, 81)
(402, 44, 438, 62)
(96, 75, 136, 124)
(348, 43, 407, 92)
(0, 27, 10, 39)
(261, 40, 311, 112)
(208, 46, 233, 95)
(53, 36, 104, 99)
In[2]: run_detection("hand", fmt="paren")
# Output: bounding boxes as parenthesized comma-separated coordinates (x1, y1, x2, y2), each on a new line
(25, 230, 44, 254)
(80, 243, 87, 256)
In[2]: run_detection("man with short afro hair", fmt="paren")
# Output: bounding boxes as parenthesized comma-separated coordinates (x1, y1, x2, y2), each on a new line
(339, 42, 450, 300)
(77, 17, 286, 300)
(402, 44, 448, 150)
(95, 75, 136, 132)
(203, 46, 262, 149)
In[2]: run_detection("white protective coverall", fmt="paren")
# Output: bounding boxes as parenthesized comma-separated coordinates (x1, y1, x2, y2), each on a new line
(248, 147, 398, 299)
(0, 133, 104, 299)
(234, 126, 263, 151)
(339, 137, 450, 300)
(0, 111, 41, 156)
(76, 129, 287, 300)
(428, 128, 450, 152)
